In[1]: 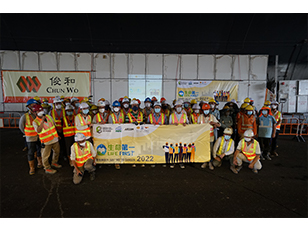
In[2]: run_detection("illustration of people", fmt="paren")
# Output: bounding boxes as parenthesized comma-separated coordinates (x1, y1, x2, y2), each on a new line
(178, 142, 185, 169)
(182, 143, 187, 163)
(191, 143, 196, 162)
(187, 143, 192, 163)
(174, 143, 179, 164)
(169, 143, 175, 168)
(162, 142, 169, 167)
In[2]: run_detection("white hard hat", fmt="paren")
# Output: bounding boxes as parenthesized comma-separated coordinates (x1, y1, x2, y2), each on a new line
(53, 97, 62, 104)
(224, 128, 233, 135)
(97, 101, 106, 107)
(71, 97, 79, 103)
(153, 102, 161, 107)
(131, 100, 138, 105)
(244, 129, 254, 137)
(271, 100, 279, 105)
(122, 98, 130, 103)
(79, 102, 89, 109)
(174, 100, 183, 106)
(192, 104, 200, 109)
(74, 133, 86, 142)
(65, 104, 74, 110)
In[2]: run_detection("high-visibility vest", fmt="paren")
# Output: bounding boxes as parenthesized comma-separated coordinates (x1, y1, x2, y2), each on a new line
(75, 114, 91, 137)
(171, 112, 187, 124)
(149, 113, 165, 125)
(63, 115, 75, 137)
(174, 146, 179, 154)
(192, 145, 196, 154)
(191, 113, 199, 124)
(273, 111, 281, 130)
(127, 111, 143, 123)
(51, 108, 65, 130)
(241, 139, 257, 161)
(217, 137, 233, 156)
(24, 113, 37, 137)
(162, 108, 170, 117)
(169, 146, 174, 154)
(187, 146, 192, 152)
(183, 147, 187, 154)
(73, 141, 93, 167)
(95, 112, 109, 124)
(34, 115, 59, 144)
(110, 112, 125, 124)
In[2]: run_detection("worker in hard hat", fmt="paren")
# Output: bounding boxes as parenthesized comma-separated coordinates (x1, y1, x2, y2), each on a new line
(270, 100, 281, 157)
(63, 104, 76, 166)
(182, 143, 188, 164)
(257, 106, 276, 161)
(199, 103, 221, 170)
(169, 100, 189, 126)
(191, 142, 196, 162)
(63, 98, 71, 107)
(108, 100, 125, 124)
(162, 142, 170, 168)
(71, 97, 80, 115)
(32, 104, 62, 174)
(104, 100, 111, 114)
(93, 101, 110, 124)
(71, 133, 96, 184)
(212, 128, 236, 173)
(121, 97, 131, 123)
(187, 143, 192, 163)
(190, 99, 197, 108)
(190, 104, 201, 124)
(151, 96, 158, 108)
(161, 97, 171, 123)
(173, 143, 179, 164)
(209, 98, 220, 141)
(75, 102, 92, 143)
(232, 129, 262, 174)
(219, 105, 233, 137)
(19, 99, 43, 175)
(42, 98, 52, 114)
(89, 104, 98, 119)
(183, 100, 193, 116)
(33, 96, 41, 104)
(249, 97, 258, 117)
(237, 105, 257, 140)
(147, 102, 167, 125)
(127, 100, 144, 124)
(169, 143, 175, 168)
(143, 97, 153, 123)
(261, 100, 272, 115)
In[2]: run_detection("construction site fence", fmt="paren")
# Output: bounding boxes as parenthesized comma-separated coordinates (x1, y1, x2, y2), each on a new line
(280, 113, 307, 142)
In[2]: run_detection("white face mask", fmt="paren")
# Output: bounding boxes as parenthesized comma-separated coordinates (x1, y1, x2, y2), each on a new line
(145, 103, 151, 108)
(176, 107, 182, 113)
(210, 104, 215, 109)
(79, 141, 86, 147)
(99, 108, 105, 113)
(244, 137, 251, 142)
(272, 105, 277, 109)
(194, 110, 199, 114)
(55, 104, 62, 110)
(37, 111, 45, 117)
(123, 104, 129, 109)
(114, 107, 120, 112)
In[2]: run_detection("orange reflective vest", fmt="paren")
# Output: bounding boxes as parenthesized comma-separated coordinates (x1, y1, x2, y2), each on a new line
(75, 114, 92, 137)
(169, 146, 174, 154)
(63, 115, 75, 137)
(191, 113, 199, 124)
(217, 137, 233, 155)
(34, 115, 59, 144)
(127, 111, 143, 123)
(24, 113, 37, 137)
(171, 112, 187, 124)
(241, 139, 257, 161)
(174, 146, 179, 154)
(110, 112, 125, 124)
(51, 108, 65, 130)
(95, 112, 109, 124)
(149, 113, 165, 125)
(273, 111, 282, 130)
(183, 147, 187, 154)
(187, 146, 192, 153)
(237, 114, 257, 136)
(73, 141, 93, 167)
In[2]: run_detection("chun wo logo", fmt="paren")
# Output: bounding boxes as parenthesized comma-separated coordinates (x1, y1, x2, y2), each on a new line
(16, 76, 41, 93)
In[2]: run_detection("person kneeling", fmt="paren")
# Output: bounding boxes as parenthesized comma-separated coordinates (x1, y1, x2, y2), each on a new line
(71, 133, 97, 184)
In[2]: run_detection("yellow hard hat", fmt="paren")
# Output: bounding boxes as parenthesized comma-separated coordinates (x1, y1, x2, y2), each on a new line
(43, 98, 48, 102)
(209, 98, 216, 104)
(264, 100, 271, 106)
(244, 97, 251, 103)
(33, 96, 40, 101)
(245, 105, 254, 111)
(90, 105, 98, 110)
(41, 103, 49, 108)
(83, 97, 89, 102)
(60, 95, 65, 99)
(124, 96, 129, 99)
(240, 103, 249, 109)
(98, 98, 105, 102)
(190, 99, 197, 104)
(223, 105, 230, 110)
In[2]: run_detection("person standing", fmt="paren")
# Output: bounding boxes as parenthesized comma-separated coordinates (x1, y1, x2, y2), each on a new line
(75, 102, 92, 142)
(63, 104, 76, 166)
(108, 100, 125, 124)
(147, 102, 167, 125)
(237, 105, 257, 140)
(92, 101, 110, 124)
(270, 101, 281, 157)
(127, 100, 144, 125)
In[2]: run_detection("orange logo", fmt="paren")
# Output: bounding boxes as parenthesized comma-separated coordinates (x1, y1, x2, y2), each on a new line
(16, 76, 41, 93)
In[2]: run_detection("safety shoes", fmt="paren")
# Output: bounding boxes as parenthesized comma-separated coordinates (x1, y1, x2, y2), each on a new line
(115, 164, 120, 170)
(51, 163, 62, 168)
(45, 168, 57, 174)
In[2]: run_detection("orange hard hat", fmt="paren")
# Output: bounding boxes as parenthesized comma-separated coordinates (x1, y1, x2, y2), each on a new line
(202, 103, 210, 110)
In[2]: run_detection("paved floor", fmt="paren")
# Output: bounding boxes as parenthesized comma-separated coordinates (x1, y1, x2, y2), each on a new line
(0, 129, 307, 218)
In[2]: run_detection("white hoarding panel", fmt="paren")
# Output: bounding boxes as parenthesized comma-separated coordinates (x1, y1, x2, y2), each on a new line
(3, 103, 23, 112)
(0, 50, 19, 70)
(297, 96, 308, 113)
(181, 55, 197, 80)
(21, 51, 39, 70)
(298, 80, 308, 95)
(129, 54, 145, 75)
(164, 54, 180, 80)
(215, 55, 232, 80)
(112, 54, 128, 79)
(233, 55, 249, 80)
(59, 53, 75, 71)
(112, 79, 128, 100)
(249, 81, 266, 112)
(76, 53, 91, 71)
(93, 79, 111, 103)
(250, 55, 268, 81)
(39, 52, 57, 70)
(146, 54, 162, 76)
(94, 53, 110, 78)
(238, 81, 249, 104)
(198, 55, 215, 80)
(163, 80, 176, 105)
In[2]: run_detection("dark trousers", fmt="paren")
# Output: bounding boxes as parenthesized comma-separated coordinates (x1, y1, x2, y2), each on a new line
(174, 154, 179, 163)
(271, 130, 279, 151)
(259, 137, 271, 156)
(169, 154, 173, 164)
(27, 140, 41, 161)
(187, 152, 191, 163)
(182, 153, 187, 162)
(165, 152, 169, 164)
(64, 135, 75, 158)
(58, 132, 66, 158)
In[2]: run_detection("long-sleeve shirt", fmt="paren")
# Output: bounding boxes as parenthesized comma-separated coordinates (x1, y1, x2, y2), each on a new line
(213, 136, 235, 158)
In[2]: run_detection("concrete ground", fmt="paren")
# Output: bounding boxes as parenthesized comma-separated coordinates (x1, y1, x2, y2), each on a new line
(0, 128, 307, 218)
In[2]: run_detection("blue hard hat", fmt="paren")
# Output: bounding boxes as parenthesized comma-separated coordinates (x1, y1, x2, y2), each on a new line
(112, 100, 121, 107)
(144, 97, 151, 103)
(26, 99, 38, 106)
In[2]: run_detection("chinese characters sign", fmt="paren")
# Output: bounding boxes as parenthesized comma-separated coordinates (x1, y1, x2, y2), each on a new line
(1, 71, 91, 103)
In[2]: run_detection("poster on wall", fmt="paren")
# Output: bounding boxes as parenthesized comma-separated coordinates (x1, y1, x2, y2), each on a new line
(265, 88, 276, 103)
(93, 123, 211, 164)
(1, 70, 91, 103)
(176, 80, 238, 102)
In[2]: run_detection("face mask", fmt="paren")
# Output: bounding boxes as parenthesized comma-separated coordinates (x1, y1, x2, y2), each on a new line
(55, 104, 62, 110)
(82, 109, 89, 114)
(184, 103, 189, 108)
(210, 104, 215, 109)
(92, 110, 98, 114)
(132, 106, 138, 111)
(154, 108, 161, 113)
(247, 111, 253, 116)
(194, 110, 199, 114)
(66, 111, 73, 116)
(79, 141, 86, 147)
(224, 135, 231, 140)
(272, 105, 277, 109)
(262, 110, 268, 115)
(244, 137, 251, 142)
(99, 108, 105, 113)
(37, 111, 45, 117)
(123, 104, 129, 109)
(176, 107, 182, 113)
(204, 110, 210, 115)
(75, 103, 80, 108)
(114, 107, 120, 112)
(145, 103, 151, 108)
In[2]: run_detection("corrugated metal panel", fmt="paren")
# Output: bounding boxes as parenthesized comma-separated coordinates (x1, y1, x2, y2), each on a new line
(0, 50, 20, 70)
(181, 55, 197, 80)
(198, 55, 215, 80)
(129, 54, 145, 76)
(39, 52, 57, 70)
(112, 79, 128, 100)
(249, 81, 266, 111)
(21, 51, 39, 70)
(112, 53, 128, 79)
(215, 55, 232, 80)
(94, 53, 110, 79)
(93, 79, 111, 103)
(162, 80, 176, 104)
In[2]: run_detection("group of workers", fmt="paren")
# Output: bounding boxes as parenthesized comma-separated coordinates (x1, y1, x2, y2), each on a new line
(19, 94, 282, 184)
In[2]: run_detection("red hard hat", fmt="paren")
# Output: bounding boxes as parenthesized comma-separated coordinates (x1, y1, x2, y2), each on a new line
(32, 104, 43, 112)
(202, 103, 210, 110)
(136, 99, 141, 104)
(118, 97, 124, 103)
(151, 96, 157, 101)
(160, 97, 166, 103)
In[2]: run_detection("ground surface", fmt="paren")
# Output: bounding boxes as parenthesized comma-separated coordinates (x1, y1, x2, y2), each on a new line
(0, 129, 307, 218)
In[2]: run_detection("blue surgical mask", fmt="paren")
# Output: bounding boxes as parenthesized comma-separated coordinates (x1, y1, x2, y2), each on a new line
(204, 110, 210, 114)
(224, 135, 231, 140)
(75, 103, 80, 108)
(82, 109, 89, 114)
(262, 110, 268, 115)
(184, 103, 189, 108)
(247, 111, 253, 116)
(154, 108, 161, 113)
(132, 106, 138, 111)
(66, 111, 73, 116)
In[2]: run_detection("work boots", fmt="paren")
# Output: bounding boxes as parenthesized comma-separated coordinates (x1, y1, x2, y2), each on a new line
(28, 160, 36, 175)
(37, 157, 43, 168)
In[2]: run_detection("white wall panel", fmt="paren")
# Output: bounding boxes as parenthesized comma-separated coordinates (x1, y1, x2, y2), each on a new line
(39, 52, 57, 70)
(250, 55, 268, 81)
(94, 53, 110, 78)
(112, 79, 128, 100)
(21, 51, 39, 70)
(0, 50, 19, 70)
(163, 80, 176, 104)
(146, 54, 162, 76)
(59, 53, 75, 70)
(238, 81, 249, 104)
(233, 55, 249, 80)
(249, 81, 266, 111)
(198, 55, 215, 80)
(129, 54, 145, 75)
(215, 55, 232, 80)
(76, 53, 92, 71)
(164, 54, 180, 80)
(93, 79, 111, 103)
(112, 53, 128, 79)
(181, 55, 197, 80)
(3, 103, 24, 112)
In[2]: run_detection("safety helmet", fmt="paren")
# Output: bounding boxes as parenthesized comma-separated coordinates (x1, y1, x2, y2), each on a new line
(202, 103, 210, 110)
(32, 104, 43, 112)
(271, 100, 279, 105)
(190, 99, 197, 104)
(192, 104, 200, 109)
(97, 101, 106, 107)
(112, 100, 121, 107)
(98, 98, 105, 102)
(240, 103, 249, 109)
(131, 100, 138, 105)
(224, 128, 233, 135)
(160, 97, 166, 103)
(209, 98, 216, 104)
(33, 96, 41, 102)
(122, 98, 130, 103)
(172, 99, 177, 105)
(174, 100, 183, 106)
(26, 99, 38, 106)
(104, 100, 110, 105)
(71, 97, 79, 103)
(153, 102, 161, 107)
(144, 97, 151, 103)
(118, 97, 124, 103)
(79, 102, 89, 109)
(53, 97, 62, 104)
(151, 96, 157, 101)
(223, 105, 230, 110)
(264, 100, 271, 106)
(261, 106, 271, 111)
(65, 104, 74, 111)
(42, 98, 48, 103)
(244, 97, 251, 103)
(60, 95, 65, 100)
(249, 97, 254, 102)
(244, 129, 254, 137)
(74, 133, 86, 142)
(83, 97, 89, 102)
(90, 105, 98, 110)
(124, 96, 129, 99)
(136, 99, 141, 105)
(245, 105, 254, 111)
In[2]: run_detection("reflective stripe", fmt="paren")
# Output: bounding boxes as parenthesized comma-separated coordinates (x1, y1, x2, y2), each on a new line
(34, 115, 59, 143)
(110, 112, 124, 124)
(51, 108, 65, 129)
(217, 137, 233, 155)
(171, 113, 187, 124)
(75, 114, 91, 137)
(241, 139, 257, 161)
(73, 141, 92, 167)
(274, 111, 281, 129)
(128, 111, 143, 123)
(183, 147, 187, 154)
(149, 113, 165, 125)
(174, 146, 179, 153)
(24, 113, 37, 137)
(63, 115, 75, 137)
(191, 113, 199, 124)
(169, 147, 174, 154)
(259, 119, 272, 128)
(96, 113, 109, 124)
